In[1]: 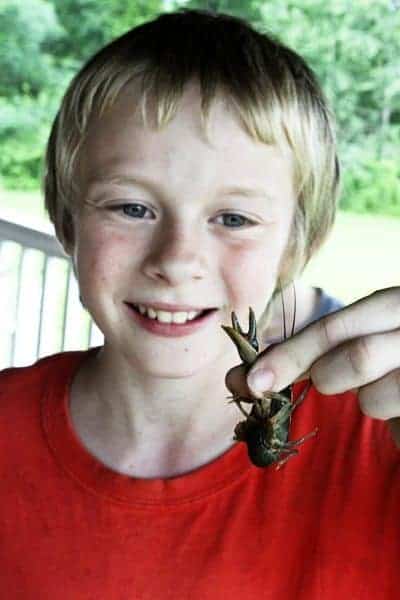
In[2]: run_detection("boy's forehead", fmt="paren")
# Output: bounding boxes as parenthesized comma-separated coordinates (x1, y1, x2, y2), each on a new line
(79, 82, 294, 194)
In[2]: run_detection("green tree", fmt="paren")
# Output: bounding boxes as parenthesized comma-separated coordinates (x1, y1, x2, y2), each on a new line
(258, 0, 400, 165)
(175, 0, 264, 23)
(0, 0, 62, 97)
(49, 0, 110, 65)
(0, 0, 66, 188)
(259, 0, 400, 211)
(106, 0, 165, 38)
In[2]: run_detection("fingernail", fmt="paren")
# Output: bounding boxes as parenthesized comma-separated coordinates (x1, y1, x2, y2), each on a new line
(247, 368, 274, 395)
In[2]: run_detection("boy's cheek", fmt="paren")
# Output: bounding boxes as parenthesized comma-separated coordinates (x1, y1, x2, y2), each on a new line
(74, 225, 130, 270)
(73, 239, 127, 305)
(223, 246, 279, 318)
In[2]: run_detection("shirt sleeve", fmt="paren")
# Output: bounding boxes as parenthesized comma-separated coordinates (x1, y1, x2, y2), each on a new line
(308, 287, 345, 323)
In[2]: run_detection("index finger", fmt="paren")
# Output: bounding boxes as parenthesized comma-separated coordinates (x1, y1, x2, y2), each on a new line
(249, 287, 400, 393)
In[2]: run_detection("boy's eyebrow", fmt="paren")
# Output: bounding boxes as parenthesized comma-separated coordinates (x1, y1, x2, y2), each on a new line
(87, 174, 274, 202)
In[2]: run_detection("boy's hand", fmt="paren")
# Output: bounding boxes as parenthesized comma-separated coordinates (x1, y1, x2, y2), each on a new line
(225, 287, 400, 447)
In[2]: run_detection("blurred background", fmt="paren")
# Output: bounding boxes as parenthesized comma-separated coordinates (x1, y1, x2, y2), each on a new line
(0, 0, 399, 368)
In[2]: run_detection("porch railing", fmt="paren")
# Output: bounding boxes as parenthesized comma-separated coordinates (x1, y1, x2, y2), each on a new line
(0, 217, 103, 370)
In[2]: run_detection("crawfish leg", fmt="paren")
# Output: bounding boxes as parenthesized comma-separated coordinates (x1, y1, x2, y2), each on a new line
(270, 401, 293, 427)
(226, 395, 251, 418)
(287, 427, 318, 448)
(292, 380, 312, 409)
(275, 449, 299, 470)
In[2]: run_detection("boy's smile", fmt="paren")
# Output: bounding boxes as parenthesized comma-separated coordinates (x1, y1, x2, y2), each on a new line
(124, 301, 220, 338)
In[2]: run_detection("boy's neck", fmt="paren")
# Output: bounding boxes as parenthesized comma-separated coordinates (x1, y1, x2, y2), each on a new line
(69, 349, 240, 479)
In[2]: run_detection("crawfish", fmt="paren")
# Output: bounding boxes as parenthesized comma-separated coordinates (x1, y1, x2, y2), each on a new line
(221, 298, 317, 469)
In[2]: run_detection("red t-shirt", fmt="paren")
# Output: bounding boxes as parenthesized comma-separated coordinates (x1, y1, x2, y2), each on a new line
(1, 348, 399, 599)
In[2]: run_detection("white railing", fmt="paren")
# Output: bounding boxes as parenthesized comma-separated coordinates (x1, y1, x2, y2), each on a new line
(0, 217, 103, 369)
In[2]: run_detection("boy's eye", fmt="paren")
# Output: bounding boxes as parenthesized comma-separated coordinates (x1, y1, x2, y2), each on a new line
(109, 203, 256, 229)
(110, 203, 151, 219)
(215, 213, 255, 228)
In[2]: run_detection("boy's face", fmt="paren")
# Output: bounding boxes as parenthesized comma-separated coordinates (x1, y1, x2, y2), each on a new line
(71, 83, 296, 377)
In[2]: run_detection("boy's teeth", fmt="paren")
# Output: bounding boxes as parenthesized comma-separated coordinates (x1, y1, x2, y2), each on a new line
(137, 304, 203, 323)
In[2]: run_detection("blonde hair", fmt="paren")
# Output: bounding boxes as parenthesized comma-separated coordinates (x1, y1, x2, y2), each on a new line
(44, 8, 340, 297)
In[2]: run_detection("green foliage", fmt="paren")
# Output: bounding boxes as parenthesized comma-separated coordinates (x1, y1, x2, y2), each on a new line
(0, 0, 399, 213)
(286, 0, 400, 216)
(106, 0, 165, 38)
(341, 159, 400, 217)
(48, 0, 164, 65)
(0, 0, 62, 97)
(0, 92, 59, 189)
(176, 0, 264, 22)
(49, 0, 111, 64)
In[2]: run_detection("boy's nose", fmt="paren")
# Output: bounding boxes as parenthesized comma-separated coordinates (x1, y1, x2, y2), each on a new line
(141, 227, 209, 284)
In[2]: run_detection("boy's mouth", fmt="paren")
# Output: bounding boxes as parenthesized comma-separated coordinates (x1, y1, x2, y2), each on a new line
(126, 303, 216, 322)
(124, 303, 219, 337)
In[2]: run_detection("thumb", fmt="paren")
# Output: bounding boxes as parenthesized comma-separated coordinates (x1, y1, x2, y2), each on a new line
(225, 364, 255, 400)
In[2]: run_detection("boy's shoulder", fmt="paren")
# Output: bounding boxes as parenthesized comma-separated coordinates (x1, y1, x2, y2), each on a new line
(1, 350, 70, 383)
(0, 349, 91, 403)
(0, 350, 94, 460)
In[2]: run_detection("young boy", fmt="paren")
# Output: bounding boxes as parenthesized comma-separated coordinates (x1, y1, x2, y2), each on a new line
(1, 9, 400, 599)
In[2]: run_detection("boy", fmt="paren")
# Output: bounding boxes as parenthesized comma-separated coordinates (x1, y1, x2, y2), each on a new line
(1, 9, 399, 599)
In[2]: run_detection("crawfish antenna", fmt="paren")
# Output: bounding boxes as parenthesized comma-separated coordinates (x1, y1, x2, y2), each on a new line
(278, 278, 287, 341)
(278, 279, 297, 340)
(291, 281, 297, 338)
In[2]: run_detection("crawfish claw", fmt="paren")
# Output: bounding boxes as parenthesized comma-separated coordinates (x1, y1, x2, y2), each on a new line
(221, 307, 259, 365)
